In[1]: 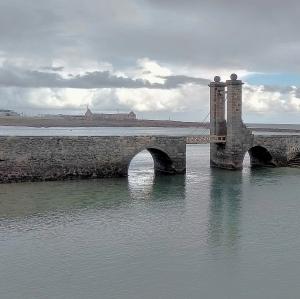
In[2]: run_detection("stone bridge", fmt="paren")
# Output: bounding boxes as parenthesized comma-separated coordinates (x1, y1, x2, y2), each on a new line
(0, 136, 186, 183)
(1, 73, 299, 183)
(210, 74, 300, 169)
(251, 135, 300, 167)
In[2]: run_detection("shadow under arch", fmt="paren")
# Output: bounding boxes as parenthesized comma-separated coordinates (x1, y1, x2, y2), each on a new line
(128, 147, 186, 206)
(246, 145, 275, 168)
(128, 146, 177, 175)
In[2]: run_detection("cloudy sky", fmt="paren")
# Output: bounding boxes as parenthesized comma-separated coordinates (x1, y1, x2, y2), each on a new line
(0, 0, 300, 123)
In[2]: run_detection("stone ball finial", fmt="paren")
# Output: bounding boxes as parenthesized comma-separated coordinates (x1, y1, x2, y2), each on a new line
(230, 73, 238, 80)
(214, 76, 221, 82)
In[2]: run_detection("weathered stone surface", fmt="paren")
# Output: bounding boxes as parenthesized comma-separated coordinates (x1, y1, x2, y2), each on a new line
(209, 79, 227, 137)
(210, 74, 300, 170)
(0, 136, 186, 183)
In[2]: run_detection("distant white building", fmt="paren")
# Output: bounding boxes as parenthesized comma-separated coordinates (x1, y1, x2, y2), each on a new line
(85, 108, 137, 121)
(0, 109, 20, 117)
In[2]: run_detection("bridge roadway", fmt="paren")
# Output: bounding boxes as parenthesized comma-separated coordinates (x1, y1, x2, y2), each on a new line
(186, 135, 226, 144)
(208, 73, 300, 170)
(188, 133, 300, 168)
(1, 132, 300, 183)
(2, 73, 300, 183)
(248, 134, 300, 168)
(210, 131, 300, 169)
(0, 135, 187, 183)
(188, 133, 300, 167)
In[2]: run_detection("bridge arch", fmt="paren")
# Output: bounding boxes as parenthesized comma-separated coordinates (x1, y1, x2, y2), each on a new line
(246, 145, 275, 167)
(128, 146, 176, 175)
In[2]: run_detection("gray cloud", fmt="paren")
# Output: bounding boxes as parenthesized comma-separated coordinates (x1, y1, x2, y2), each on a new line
(1, 0, 300, 122)
(0, 0, 299, 72)
(159, 75, 209, 88)
(41, 66, 64, 72)
(245, 84, 300, 99)
(0, 65, 209, 89)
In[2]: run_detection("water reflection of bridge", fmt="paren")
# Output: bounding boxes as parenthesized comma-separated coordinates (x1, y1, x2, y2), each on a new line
(208, 169, 242, 252)
(0, 174, 186, 220)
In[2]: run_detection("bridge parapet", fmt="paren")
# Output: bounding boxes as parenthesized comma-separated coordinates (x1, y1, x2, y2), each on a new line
(186, 135, 226, 144)
(209, 73, 300, 169)
(0, 135, 186, 183)
(253, 135, 300, 167)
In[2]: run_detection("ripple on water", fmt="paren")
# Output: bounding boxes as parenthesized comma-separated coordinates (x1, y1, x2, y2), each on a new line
(1, 145, 300, 299)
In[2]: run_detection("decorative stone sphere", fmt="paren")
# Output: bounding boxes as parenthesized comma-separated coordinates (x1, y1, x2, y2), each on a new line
(214, 76, 221, 82)
(230, 73, 238, 80)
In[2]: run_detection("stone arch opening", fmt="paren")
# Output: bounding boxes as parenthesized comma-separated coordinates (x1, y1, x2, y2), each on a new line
(128, 149, 154, 176)
(247, 146, 275, 167)
(147, 148, 175, 174)
(128, 150, 155, 199)
(128, 147, 175, 176)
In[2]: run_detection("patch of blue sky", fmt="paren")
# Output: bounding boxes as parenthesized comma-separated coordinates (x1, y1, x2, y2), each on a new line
(244, 73, 300, 87)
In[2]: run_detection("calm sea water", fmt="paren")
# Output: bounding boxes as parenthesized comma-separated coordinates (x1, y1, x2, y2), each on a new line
(1, 142, 300, 299)
(1, 125, 300, 136)
(0, 126, 208, 136)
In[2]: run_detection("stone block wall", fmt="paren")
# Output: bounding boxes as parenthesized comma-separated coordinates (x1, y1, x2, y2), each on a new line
(209, 74, 300, 170)
(0, 136, 186, 183)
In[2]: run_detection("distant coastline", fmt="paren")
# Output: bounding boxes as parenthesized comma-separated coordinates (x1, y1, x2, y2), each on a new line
(1, 116, 300, 133)
(0, 116, 206, 128)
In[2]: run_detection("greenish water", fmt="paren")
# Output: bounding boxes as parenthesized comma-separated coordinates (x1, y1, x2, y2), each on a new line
(1, 144, 300, 299)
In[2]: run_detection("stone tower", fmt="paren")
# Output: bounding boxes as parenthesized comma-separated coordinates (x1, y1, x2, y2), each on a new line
(209, 76, 227, 137)
(226, 73, 243, 143)
(210, 74, 253, 170)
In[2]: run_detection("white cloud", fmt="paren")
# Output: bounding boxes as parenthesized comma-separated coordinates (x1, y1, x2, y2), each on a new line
(53, 58, 114, 78)
(133, 58, 172, 84)
(116, 83, 208, 113)
(28, 88, 93, 108)
(1, 56, 300, 123)
(243, 84, 300, 117)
